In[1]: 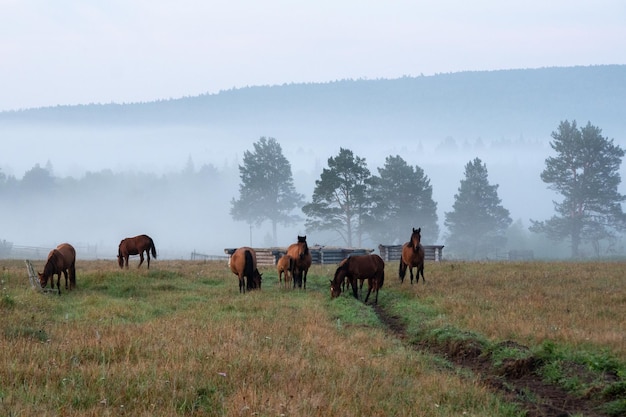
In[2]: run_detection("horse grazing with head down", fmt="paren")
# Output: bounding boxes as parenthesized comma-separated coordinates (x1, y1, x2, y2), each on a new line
(118, 234, 157, 269)
(276, 254, 293, 288)
(38, 243, 76, 295)
(330, 254, 385, 304)
(399, 227, 425, 284)
(230, 247, 262, 293)
(287, 235, 312, 289)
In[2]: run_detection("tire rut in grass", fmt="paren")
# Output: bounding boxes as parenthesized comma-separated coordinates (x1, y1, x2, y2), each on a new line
(372, 304, 609, 417)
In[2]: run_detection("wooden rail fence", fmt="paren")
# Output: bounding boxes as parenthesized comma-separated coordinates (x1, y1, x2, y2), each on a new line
(378, 244, 445, 262)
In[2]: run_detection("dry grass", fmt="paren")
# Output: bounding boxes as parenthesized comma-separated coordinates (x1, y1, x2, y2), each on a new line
(394, 261, 626, 359)
(1, 259, 513, 417)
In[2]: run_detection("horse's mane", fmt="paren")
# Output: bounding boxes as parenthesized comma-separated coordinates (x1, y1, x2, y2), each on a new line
(44, 250, 60, 275)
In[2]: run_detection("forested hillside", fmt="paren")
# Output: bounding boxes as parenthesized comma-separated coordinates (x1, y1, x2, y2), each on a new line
(2, 65, 625, 141)
(1, 65, 625, 258)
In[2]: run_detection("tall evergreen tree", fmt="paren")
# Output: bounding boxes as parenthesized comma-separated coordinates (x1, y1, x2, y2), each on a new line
(368, 155, 439, 244)
(230, 137, 304, 245)
(529, 120, 626, 257)
(302, 148, 371, 247)
(444, 157, 512, 259)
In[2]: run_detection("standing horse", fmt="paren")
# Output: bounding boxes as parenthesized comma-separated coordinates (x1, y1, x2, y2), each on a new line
(287, 235, 312, 289)
(330, 254, 385, 304)
(230, 247, 262, 293)
(399, 227, 425, 284)
(38, 243, 76, 295)
(118, 234, 157, 269)
(276, 254, 293, 288)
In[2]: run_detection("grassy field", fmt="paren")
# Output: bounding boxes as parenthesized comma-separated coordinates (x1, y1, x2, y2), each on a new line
(0, 258, 624, 416)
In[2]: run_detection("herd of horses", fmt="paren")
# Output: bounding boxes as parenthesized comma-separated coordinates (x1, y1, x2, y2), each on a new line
(39, 228, 426, 304)
(232, 227, 426, 305)
(38, 234, 157, 295)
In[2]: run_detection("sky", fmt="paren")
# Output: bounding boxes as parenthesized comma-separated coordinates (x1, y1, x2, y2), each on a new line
(1, 0, 625, 112)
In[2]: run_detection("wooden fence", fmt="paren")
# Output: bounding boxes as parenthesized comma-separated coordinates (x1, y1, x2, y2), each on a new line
(224, 246, 375, 266)
(378, 244, 445, 262)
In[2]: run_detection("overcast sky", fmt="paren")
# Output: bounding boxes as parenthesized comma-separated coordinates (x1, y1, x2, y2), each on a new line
(1, 0, 625, 112)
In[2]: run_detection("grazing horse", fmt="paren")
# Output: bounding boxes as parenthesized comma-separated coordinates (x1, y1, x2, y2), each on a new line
(399, 227, 425, 284)
(118, 234, 157, 269)
(276, 254, 293, 288)
(229, 247, 262, 293)
(286, 235, 312, 289)
(330, 254, 385, 304)
(38, 243, 76, 295)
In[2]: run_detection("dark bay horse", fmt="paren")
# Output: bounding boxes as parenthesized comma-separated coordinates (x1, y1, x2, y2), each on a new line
(276, 254, 293, 288)
(230, 247, 262, 293)
(399, 227, 425, 284)
(287, 235, 312, 289)
(39, 243, 76, 295)
(330, 254, 385, 304)
(118, 234, 157, 269)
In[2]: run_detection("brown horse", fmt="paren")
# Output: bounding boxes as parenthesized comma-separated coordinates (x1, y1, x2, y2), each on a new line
(118, 234, 157, 269)
(38, 243, 76, 295)
(286, 235, 312, 289)
(330, 254, 384, 304)
(276, 254, 293, 288)
(230, 247, 262, 293)
(399, 227, 425, 284)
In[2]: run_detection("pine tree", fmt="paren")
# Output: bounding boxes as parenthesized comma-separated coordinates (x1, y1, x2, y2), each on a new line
(368, 155, 439, 244)
(302, 148, 371, 247)
(530, 120, 626, 257)
(230, 137, 304, 245)
(444, 157, 511, 259)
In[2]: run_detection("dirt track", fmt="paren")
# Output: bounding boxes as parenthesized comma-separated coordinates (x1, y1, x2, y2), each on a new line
(372, 305, 609, 417)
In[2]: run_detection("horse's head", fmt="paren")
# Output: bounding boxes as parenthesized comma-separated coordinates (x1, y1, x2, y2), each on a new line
(410, 227, 421, 250)
(38, 272, 48, 288)
(117, 254, 124, 268)
(296, 235, 309, 259)
(330, 265, 346, 298)
(251, 269, 263, 289)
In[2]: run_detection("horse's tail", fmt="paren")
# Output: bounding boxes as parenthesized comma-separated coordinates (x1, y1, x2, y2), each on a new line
(69, 263, 76, 289)
(398, 259, 407, 280)
(150, 237, 157, 259)
(244, 250, 254, 286)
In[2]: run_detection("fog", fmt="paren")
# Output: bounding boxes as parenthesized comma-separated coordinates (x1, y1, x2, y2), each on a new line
(2, 123, 599, 260)
(3, 67, 626, 260)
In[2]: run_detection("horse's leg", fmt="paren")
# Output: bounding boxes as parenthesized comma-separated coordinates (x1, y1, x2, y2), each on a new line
(124, 255, 129, 269)
(63, 269, 69, 289)
(364, 278, 373, 303)
(146, 250, 151, 269)
(419, 264, 425, 284)
(409, 266, 415, 285)
(138, 252, 144, 268)
(303, 269, 307, 290)
(350, 277, 359, 299)
(55, 273, 61, 295)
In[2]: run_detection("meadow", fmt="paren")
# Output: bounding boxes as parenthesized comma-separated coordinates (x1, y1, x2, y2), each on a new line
(1, 258, 624, 416)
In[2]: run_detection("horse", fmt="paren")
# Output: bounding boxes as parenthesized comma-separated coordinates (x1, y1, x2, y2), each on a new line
(276, 254, 293, 288)
(38, 243, 76, 295)
(330, 254, 385, 304)
(118, 234, 157, 269)
(229, 247, 262, 293)
(399, 227, 425, 284)
(286, 235, 312, 289)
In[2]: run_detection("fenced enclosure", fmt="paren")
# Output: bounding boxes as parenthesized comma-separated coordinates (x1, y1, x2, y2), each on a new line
(224, 246, 375, 266)
(378, 244, 445, 262)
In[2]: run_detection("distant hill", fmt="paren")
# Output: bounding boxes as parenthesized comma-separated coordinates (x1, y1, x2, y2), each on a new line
(2, 65, 625, 142)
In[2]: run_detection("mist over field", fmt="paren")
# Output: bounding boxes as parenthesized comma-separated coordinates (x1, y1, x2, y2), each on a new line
(2, 67, 625, 259)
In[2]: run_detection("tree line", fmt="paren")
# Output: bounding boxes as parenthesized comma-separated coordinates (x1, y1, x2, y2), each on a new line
(2, 119, 624, 259)
(231, 121, 626, 258)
